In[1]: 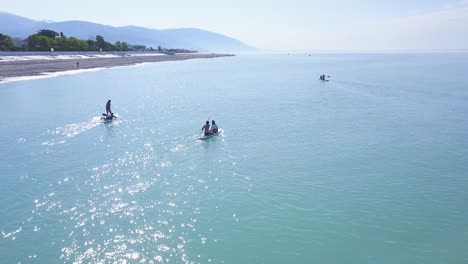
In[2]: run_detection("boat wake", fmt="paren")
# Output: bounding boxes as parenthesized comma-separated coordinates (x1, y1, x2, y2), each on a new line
(41, 116, 112, 146)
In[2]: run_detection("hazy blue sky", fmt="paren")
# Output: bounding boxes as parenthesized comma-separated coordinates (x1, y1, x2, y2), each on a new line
(1, 0, 467, 50)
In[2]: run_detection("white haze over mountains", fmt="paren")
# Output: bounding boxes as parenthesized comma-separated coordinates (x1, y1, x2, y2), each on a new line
(0, 12, 255, 53)
(2, 0, 467, 52)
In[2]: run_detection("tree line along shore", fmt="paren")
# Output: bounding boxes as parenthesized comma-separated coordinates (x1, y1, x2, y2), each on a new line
(0, 29, 196, 53)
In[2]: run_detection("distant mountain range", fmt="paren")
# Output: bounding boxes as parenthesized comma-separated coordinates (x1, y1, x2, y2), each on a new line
(0, 12, 255, 52)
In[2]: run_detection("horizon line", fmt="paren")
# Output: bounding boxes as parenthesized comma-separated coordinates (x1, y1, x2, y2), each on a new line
(261, 49, 468, 53)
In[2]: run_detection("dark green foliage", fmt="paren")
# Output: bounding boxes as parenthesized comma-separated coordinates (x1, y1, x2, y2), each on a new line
(28, 34, 56, 51)
(95, 35, 116, 51)
(0, 33, 14, 50)
(121, 42, 128, 51)
(87, 39, 96, 51)
(132, 45, 146, 50)
(1, 31, 141, 52)
(37, 29, 59, 39)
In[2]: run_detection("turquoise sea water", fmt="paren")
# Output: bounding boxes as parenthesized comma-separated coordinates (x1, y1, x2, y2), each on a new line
(1, 53, 467, 263)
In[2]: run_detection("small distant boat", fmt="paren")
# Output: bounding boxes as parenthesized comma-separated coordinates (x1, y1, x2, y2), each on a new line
(319, 75, 330, 81)
(198, 129, 223, 140)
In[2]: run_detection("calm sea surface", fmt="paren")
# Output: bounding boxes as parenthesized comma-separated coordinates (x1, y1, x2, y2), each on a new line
(1, 53, 467, 263)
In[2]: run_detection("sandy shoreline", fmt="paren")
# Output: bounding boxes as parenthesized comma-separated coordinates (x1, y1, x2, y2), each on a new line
(0, 53, 233, 82)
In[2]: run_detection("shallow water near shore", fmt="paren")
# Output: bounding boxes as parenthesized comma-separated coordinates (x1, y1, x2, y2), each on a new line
(1, 53, 468, 263)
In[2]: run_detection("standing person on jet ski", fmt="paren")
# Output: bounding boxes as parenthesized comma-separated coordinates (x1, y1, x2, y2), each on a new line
(106, 100, 113, 116)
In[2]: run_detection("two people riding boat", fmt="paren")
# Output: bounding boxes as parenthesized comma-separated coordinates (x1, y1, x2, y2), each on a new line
(320, 74, 329, 81)
(201, 120, 218, 136)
